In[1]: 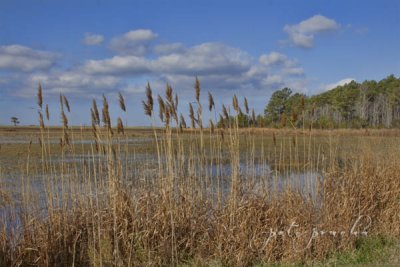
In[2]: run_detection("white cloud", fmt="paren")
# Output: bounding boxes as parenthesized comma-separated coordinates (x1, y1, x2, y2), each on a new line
(83, 55, 151, 75)
(153, 43, 252, 76)
(83, 42, 252, 77)
(122, 84, 146, 94)
(284, 15, 339, 48)
(109, 29, 158, 55)
(82, 33, 104, 45)
(2, 37, 309, 103)
(122, 29, 158, 42)
(283, 67, 304, 76)
(262, 75, 284, 87)
(154, 43, 186, 55)
(259, 52, 288, 66)
(82, 43, 307, 97)
(0, 45, 57, 72)
(8, 71, 121, 98)
(323, 78, 356, 91)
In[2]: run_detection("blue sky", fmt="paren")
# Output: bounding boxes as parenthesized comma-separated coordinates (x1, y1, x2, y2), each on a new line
(0, 0, 399, 126)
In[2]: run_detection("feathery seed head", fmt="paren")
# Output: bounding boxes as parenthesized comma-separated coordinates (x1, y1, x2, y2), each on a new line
(222, 104, 229, 121)
(232, 94, 239, 113)
(118, 92, 126, 112)
(208, 91, 215, 111)
(117, 117, 124, 134)
(180, 114, 186, 129)
(37, 83, 43, 109)
(45, 104, 50, 121)
(63, 95, 70, 112)
(195, 77, 200, 102)
(92, 99, 100, 125)
(157, 94, 165, 122)
(244, 97, 249, 114)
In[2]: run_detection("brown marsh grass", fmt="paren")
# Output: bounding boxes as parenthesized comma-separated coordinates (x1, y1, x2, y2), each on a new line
(0, 80, 399, 266)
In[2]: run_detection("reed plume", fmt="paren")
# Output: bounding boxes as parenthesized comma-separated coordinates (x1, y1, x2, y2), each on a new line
(118, 92, 126, 112)
(146, 83, 154, 111)
(142, 83, 154, 117)
(102, 94, 113, 134)
(37, 83, 43, 109)
(158, 95, 165, 122)
(59, 93, 64, 110)
(45, 104, 50, 121)
(232, 94, 239, 113)
(195, 77, 200, 102)
(92, 99, 100, 125)
(208, 91, 215, 111)
(222, 104, 229, 121)
(102, 94, 110, 126)
(175, 93, 179, 111)
(63, 95, 70, 112)
(90, 108, 96, 127)
(244, 97, 249, 114)
(117, 117, 124, 134)
(180, 114, 186, 129)
(166, 84, 173, 104)
(165, 85, 178, 124)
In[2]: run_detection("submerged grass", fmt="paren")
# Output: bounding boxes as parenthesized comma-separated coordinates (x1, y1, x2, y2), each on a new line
(0, 80, 399, 266)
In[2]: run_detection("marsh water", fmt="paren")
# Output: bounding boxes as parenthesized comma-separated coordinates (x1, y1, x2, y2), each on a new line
(0, 132, 323, 227)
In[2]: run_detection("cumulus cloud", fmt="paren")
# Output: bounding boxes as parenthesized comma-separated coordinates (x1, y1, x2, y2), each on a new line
(284, 15, 339, 48)
(153, 43, 252, 76)
(83, 56, 151, 75)
(82, 33, 104, 45)
(283, 67, 304, 76)
(262, 75, 284, 87)
(0, 45, 57, 72)
(259, 52, 288, 66)
(323, 78, 355, 91)
(77, 41, 308, 96)
(154, 43, 186, 55)
(109, 29, 158, 55)
(82, 42, 252, 77)
(5, 70, 123, 98)
(2, 33, 309, 102)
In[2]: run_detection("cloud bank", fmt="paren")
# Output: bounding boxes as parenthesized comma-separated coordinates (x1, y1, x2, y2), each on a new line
(0, 29, 310, 101)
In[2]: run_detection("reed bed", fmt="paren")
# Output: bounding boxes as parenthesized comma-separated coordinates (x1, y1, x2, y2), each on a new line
(0, 80, 399, 266)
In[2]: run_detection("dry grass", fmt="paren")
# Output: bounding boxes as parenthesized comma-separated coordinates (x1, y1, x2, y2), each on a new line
(0, 82, 399, 266)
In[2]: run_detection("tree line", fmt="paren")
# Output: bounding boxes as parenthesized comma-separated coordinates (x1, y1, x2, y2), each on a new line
(220, 74, 400, 129)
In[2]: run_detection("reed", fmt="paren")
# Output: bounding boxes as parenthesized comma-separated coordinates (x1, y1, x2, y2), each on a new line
(0, 79, 399, 266)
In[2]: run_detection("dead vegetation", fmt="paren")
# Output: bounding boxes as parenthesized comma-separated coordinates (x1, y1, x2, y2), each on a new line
(0, 80, 399, 266)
